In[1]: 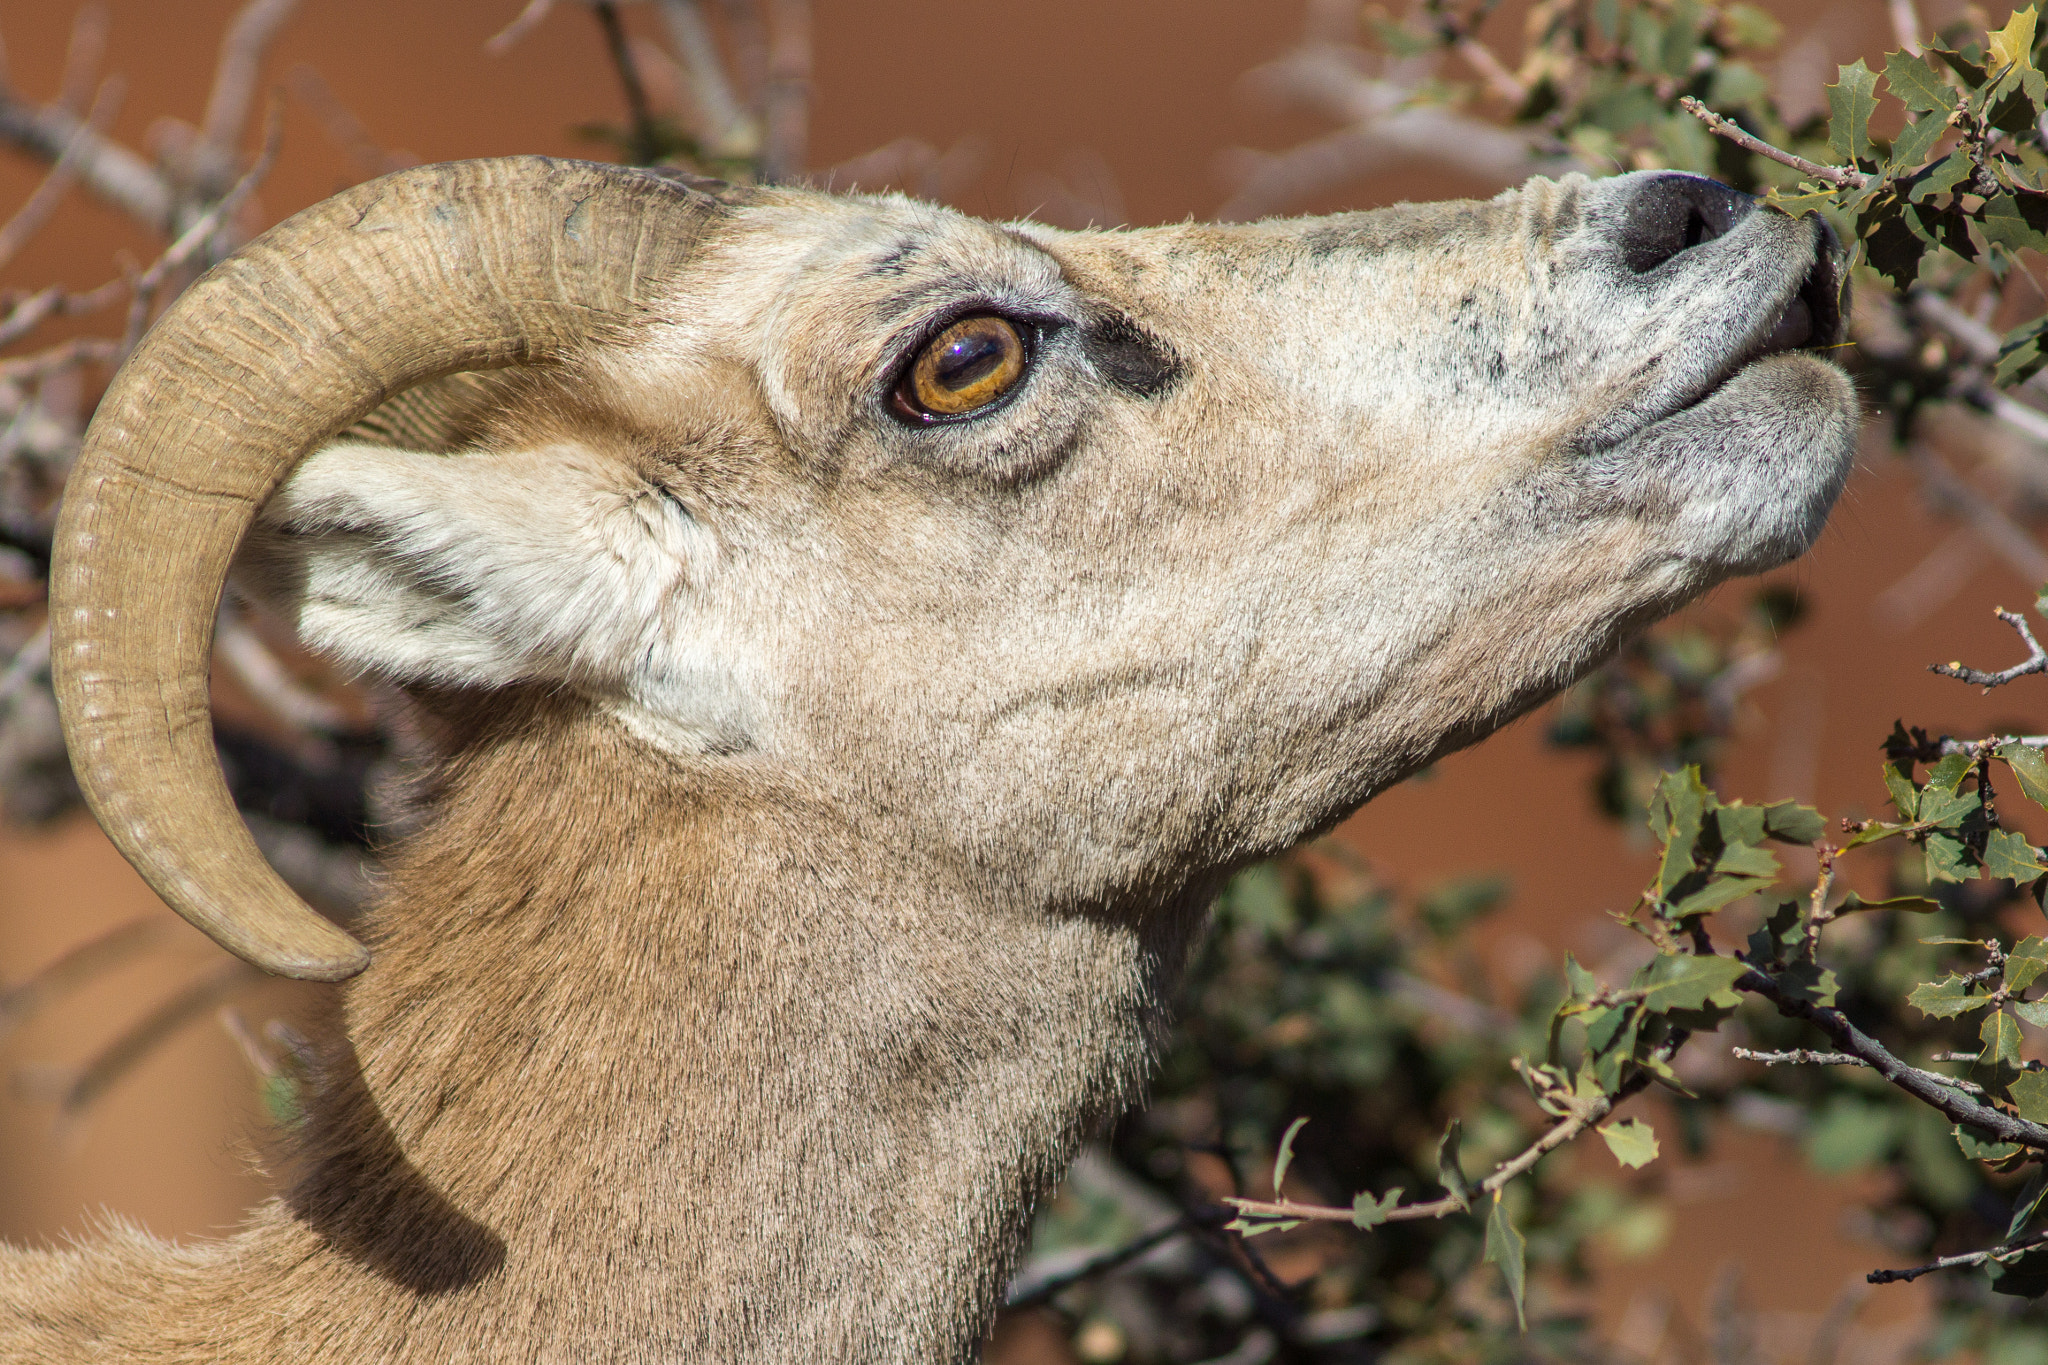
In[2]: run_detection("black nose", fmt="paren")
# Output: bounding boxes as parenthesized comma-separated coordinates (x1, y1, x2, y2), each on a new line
(1617, 173, 1756, 273)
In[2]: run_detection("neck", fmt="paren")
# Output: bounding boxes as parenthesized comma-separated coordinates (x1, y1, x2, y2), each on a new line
(247, 699, 1200, 1361)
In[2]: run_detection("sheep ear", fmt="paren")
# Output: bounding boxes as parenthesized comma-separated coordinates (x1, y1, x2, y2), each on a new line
(237, 441, 711, 695)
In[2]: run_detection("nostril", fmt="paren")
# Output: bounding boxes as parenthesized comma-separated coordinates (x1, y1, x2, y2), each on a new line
(1618, 173, 1757, 273)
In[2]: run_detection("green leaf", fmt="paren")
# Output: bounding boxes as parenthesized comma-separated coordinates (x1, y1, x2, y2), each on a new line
(1957, 1123, 2024, 1163)
(1835, 892, 1942, 914)
(1720, 3, 1780, 49)
(1926, 832, 1978, 884)
(1988, 1245, 2048, 1297)
(1272, 1116, 1308, 1195)
(2011, 1166, 2048, 1242)
(1989, 831, 2048, 885)
(1807, 1096, 1898, 1173)
(1600, 1117, 1660, 1169)
(1828, 60, 1881, 165)
(1929, 752, 1974, 794)
(1988, 1009, 2026, 1068)
(1989, 6, 2040, 80)
(1884, 761, 1921, 819)
(1671, 874, 1776, 919)
(2003, 743, 2048, 810)
(1587, 1003, 1646, 1090)
(1981, 193, 2048, 255)
(1633, 953, 1748, 1014)
(1652, 767, 1710, 896)
(1351, 1187, 1403, 1230)
(1438, 1120, 1473, 1212)
(1225, 1216, 1302, 1238)
(1911, 974, 1995, 1018)
(1714, 838, 1780, 878)
(1864, 195, 1928, 288)
(2017, 1000, 2048, 1027)
(1766, 186, 1838, 218)
(1564, 952, 1601, 1002)
(1762, 801, 1827, 844)
(1911, 148, 1976, 201)
(1888, 110, 1951, 172)
(2010, 1070, 2048, 1124)
(2012, 937, 2048, 993)
(1775, 960, 1840, 1008)
(1484, 1190, 1529, 1332)
(1716, 804, 1766, 847)
(1886, 49, 1961, 112)
(1931, 46, 1990, 87)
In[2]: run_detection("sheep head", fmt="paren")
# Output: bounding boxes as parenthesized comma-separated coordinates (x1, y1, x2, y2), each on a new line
(52, 158, 1855, 978)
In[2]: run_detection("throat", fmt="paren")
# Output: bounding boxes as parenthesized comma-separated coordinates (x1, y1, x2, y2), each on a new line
(279, 702, 1199, 1359)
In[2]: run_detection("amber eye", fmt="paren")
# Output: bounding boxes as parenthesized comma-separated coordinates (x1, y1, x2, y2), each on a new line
(897, 315, 1028, 419)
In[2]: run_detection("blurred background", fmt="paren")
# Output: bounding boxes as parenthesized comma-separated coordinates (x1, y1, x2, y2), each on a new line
(1, 0, 2044, 1361)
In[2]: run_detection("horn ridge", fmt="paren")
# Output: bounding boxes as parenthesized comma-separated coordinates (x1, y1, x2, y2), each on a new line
(51, 156, 718, 981)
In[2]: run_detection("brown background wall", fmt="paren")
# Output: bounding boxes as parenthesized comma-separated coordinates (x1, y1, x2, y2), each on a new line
(0, 0, 2032, 1353)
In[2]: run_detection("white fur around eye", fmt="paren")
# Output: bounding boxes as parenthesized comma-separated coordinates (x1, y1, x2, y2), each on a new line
(236, 442, 760, 751)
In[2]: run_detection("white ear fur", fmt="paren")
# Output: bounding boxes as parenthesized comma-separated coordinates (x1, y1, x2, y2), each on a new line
(239, 442, 751, 744)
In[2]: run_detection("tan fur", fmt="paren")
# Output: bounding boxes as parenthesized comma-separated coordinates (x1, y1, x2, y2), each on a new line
(8, 169, 1857, 1361)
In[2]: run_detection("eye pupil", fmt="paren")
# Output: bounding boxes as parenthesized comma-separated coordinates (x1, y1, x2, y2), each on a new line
(901, 315, 1027, 418)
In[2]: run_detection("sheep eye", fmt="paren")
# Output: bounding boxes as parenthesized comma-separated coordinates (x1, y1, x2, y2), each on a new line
(896, 315, 1027, 419)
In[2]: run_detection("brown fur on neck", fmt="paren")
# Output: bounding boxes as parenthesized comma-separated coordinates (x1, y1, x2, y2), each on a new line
(1, 693, 1205, 1362)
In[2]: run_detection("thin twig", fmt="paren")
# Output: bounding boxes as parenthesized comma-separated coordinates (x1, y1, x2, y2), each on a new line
(56, 5, 108, 118)
(1679, 97, 1873, 190)
(0, 77, 121, 272)
(592, 1, 664, 165)
(0, 620, 48, 713)
(198, 0, 300, 176)
(0, 916, 177, 1042)
(1869, 1227, 2048, 1285)
(0, 96, 170, 229)
(1931, 608, 2048, 691)
(760, 0, 810, 182)
(1005, 1217, 1196, 1308)
(1732, 1046, 1988, 1096)
(27, 961, 257, 1121)
(284, 65, 413, 178)
(655, 0, 755, 157)
(486, 0, 558, 56)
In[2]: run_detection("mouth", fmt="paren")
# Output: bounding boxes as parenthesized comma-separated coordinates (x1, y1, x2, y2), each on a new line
(1739, 221, 1847, 363)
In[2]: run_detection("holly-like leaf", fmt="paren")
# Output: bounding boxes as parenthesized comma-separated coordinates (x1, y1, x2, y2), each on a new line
(1884, 761, 1921, 819)
(1980, 193, 2048, 255)
(1746, 895, 1805, 965)
(1351, 1187, 1403, 1230)
(2008, 937, 2048, 992)
(1760, 801, 1827, 844)
(1888, 110, 1951, 172)
(1989, 6, 2040, 82)
(1775, 960, 1840, 1008)
(1910, 974, 1994, 1018)
(1225, 1216, 1302, 1238)
(1864, 195, 1928, 287)
(1989, 830, 2048, 885)
(1928, 752, 1974, 794)
(1931, 47, 1991, 87)
(1989, 1245, 2048, 1297)
(1633, 953, 1748, 1014)
(1957, 1123, 2024, 1163)
(2017, 1000, 2048, 1027)
(1765, 186, 1838, 218)
(1912, 148, 1977, 201)
(1438, 1119, 1473, 1211)
(2010, 1070, 2048, 1124)
(1485, 1190, 1529, 1332)
(1600, 1117, 1661, 1169)
(1828, 60, 1881, 165)
(1651, 767, 1710, 896)
(1886, 49, 1961, 112)
(1272, 1116, 1308, 1195)
(1714, 838, 1781, 878)
(1671, 874, 1776, 919)
(2009, 1165, 2048, 1241)
(2002, 743, 2048, 810)
(1926, 832, 1978, 884)
(1987, 1009, 2025, 1068)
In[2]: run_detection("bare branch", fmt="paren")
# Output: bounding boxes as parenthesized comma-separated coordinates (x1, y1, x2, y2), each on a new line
(1931, 607, 2048, 691)
(655, 0, 756, 158)
(1005, 1217, 1195, 1308)
(592, 2, 663, 165)
(1907, 447, 2048, 588)
(0, 916, 178, 1043)
(19, 961, 258, 1121)
(0, 621, 48, 714)
(0, 77, 122, 272)
(0, 96, 172, 229)
(1679, 97, 1873, 190)
(1731, 1046, 1988, 1096)
(199, 0, 300, 173)
(216, 611, 351, 734)
(1456, 37, 1527, 105)
(486, 0, 559, 56)
(56, 5, 108, 117)
(1869, 1227, 2048, 1285)
(284, 65, 414, 178)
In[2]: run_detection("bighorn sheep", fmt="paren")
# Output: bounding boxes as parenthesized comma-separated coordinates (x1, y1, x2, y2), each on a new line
(5, 156, 1852, 1361)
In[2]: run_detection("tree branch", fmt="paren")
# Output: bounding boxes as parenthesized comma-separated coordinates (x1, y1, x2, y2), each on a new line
(1739, 967, 2048, 1152)
(1869, 1227, 2048, 1285)
(1731, 1046, 1988, 1096)
(1931, 607, 2048, 691)
(1005, 1216, 1199, 1308)
(1679, 97, 1873, 189)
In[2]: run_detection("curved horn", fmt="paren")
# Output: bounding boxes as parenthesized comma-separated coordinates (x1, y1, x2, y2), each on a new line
(50, 157, 722, 981)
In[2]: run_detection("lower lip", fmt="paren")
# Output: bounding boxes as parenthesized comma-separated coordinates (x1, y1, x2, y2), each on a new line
(1763, 297, 1814, 352)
